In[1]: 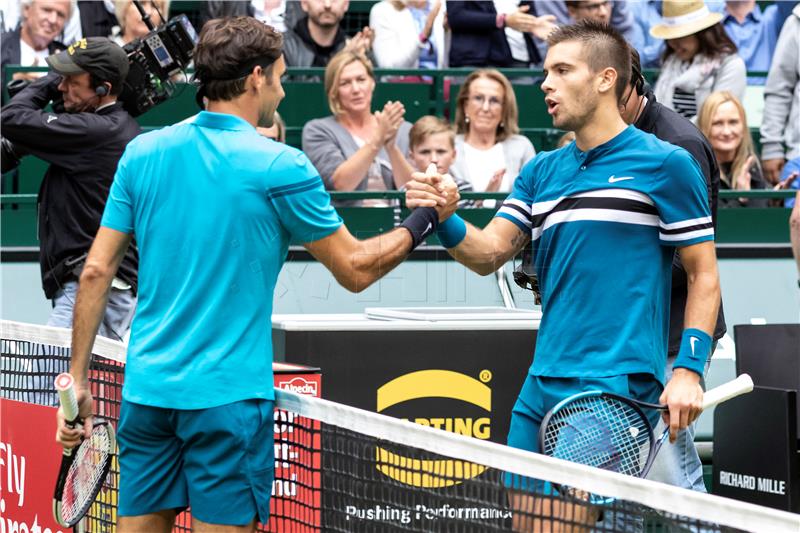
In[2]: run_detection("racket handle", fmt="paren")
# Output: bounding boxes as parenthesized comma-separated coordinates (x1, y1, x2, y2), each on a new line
(54, 373, 80, 424)
(702, 373, 754, 410)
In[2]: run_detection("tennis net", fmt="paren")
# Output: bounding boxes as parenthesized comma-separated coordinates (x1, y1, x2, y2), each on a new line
(2, 319, 798, 532)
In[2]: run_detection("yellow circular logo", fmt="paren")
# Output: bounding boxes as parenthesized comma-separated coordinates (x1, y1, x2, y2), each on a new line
(375, 369, 492, 488)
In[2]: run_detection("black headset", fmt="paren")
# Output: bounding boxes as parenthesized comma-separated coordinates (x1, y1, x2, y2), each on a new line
(631, 59, 646, 97)
(95, 84, 109, 97)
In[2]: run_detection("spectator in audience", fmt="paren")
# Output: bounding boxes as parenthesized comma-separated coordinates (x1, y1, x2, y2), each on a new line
(629, 0, 665, 68)
(781, 157, 800, 208)
(760, 4, 800, 184)
(630, 1, 728, 69)
(619, 47, 726, 494)
(446, 1, 555, 68)
(556, 130, 575, 148)
(1, 0, 70, 89)
(61, 0, 124, 45)
(0, 0, 21, 33)
(538, 0, 636, 38)
(199, 0, 303, 33)
(257, 110, 286, 143)
(450, 69, 535, 206)
(370, 0, 447, 69)
(302, 51, 414, 206)
(1, 37, 140, 341)
(76, 0, 118, 39)
(792, 191, 800, 283)
(651, 0, 746, 123)
(698, 91, 767, 207)
(721, 0, 796, 85)
(565, 1, 611, 25)
(407, 115, 476, 205)
(284, 0, 373, 67)
(112, 0, 168, 46)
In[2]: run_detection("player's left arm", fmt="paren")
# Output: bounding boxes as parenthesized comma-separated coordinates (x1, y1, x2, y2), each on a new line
(654, 148, 721, 442)
(660, 240, 720, 441)
(679, 241, 721, 341)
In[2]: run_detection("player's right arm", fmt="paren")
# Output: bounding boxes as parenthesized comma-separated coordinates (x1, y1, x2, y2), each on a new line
(271, 153, 459, 292)
(444, 218, 529, 276)
(305, 225, 420, 292)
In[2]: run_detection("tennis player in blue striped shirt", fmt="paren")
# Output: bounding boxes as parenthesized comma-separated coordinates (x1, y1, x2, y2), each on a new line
(406, 21, 720, 530)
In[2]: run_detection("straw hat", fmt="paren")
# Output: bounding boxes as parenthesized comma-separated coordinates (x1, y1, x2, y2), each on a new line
(650, 0, 723, 40)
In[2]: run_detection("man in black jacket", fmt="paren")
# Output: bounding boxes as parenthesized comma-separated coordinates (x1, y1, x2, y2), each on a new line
(2, 37, 140, 345)
(620, 47, 727, 493)
(446, 1, 555, 68)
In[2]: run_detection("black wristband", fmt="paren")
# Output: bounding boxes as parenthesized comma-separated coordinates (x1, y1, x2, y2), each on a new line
(399, 207, 439, 251)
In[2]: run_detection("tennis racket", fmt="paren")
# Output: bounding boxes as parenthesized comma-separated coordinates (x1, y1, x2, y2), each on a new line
(53, 373, 116, 527)
(539, 374, 753, 502)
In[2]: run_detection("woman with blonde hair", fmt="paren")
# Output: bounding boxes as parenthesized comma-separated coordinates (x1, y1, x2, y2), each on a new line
(302, 51, 415, 206)
(113, 0, 169, 45)
(697, 91, 767, 207)
(450, 69, 535, 205)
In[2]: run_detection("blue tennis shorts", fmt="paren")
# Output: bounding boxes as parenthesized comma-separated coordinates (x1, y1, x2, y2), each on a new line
(505, 373, 662, 492)
(117, 398, 275, 525)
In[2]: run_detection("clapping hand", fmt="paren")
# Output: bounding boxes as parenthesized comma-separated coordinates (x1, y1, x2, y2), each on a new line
(346, 26, 374, 56)
(373, 101, 406, 147)
(505, 6, 557, 41)
(486, 168, 506, 192)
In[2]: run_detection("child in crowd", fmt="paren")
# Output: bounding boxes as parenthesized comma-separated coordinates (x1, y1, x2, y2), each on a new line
(407, 116, 475, 205)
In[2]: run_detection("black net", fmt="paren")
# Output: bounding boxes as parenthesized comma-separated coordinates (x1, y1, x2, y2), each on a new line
(1, 322, 791, 533)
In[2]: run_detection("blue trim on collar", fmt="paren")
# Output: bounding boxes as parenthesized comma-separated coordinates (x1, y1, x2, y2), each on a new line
(193, 111, 255, 132)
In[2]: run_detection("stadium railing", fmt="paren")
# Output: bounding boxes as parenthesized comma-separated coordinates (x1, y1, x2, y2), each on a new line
(1, 190, 795, 250)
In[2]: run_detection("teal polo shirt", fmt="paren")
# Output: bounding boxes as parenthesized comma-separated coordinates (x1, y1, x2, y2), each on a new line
(496, 126, 713, 384)
(102, 112, 342, 409)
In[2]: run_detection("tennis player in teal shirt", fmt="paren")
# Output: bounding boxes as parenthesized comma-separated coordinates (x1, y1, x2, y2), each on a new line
(406, 21, 721, 531)
(55, 17, 452, 532)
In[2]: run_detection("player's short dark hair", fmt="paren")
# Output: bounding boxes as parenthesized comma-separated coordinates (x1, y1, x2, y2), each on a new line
(193, 16, 283, 102)
(547, 20, 631, 102)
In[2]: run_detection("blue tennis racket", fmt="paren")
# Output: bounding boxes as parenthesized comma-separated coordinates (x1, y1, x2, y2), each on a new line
(539, 374, 753, 502)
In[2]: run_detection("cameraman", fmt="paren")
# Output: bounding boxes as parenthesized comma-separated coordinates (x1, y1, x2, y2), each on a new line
(1, 37, 139, 343)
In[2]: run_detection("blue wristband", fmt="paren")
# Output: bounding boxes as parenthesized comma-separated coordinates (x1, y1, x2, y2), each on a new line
(437, 214, 467, 248)
(674, 328, 712, 376)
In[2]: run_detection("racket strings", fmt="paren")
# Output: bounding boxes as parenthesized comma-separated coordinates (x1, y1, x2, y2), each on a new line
(543, 397, 652, 477)
(61, 424, 114, 524)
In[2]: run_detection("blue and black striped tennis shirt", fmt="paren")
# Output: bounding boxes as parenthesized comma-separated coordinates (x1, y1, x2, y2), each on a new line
(497, 125, 713, 384)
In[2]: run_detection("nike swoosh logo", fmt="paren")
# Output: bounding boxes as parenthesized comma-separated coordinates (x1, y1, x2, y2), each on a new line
(47, 115, 58, 123)
(608, 176, 634, 183)
(690, 336, 698, 356)
(424, 222, 433, 234)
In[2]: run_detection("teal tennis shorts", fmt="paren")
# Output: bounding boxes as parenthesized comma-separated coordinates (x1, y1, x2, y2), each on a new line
(505, 373, 662, 492)
(117, 398, 275, 525)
